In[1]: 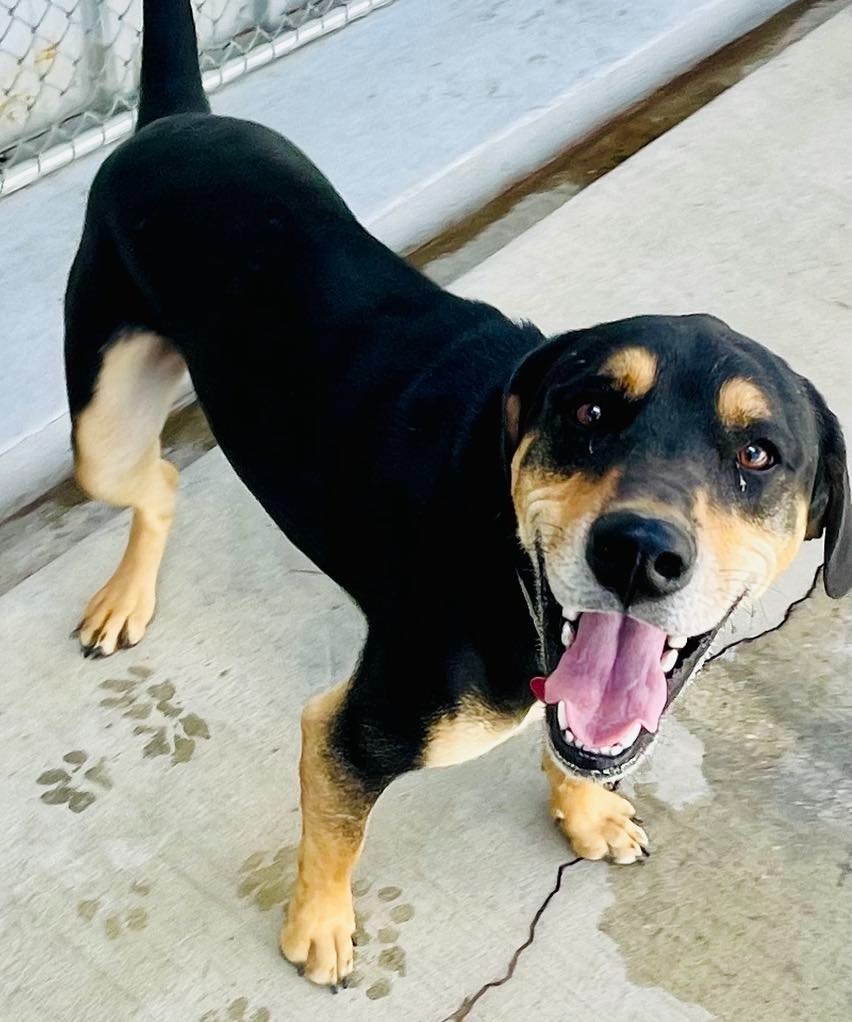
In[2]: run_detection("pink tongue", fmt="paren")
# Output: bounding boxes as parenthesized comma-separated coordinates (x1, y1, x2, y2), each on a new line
(544, 612, 668, 747)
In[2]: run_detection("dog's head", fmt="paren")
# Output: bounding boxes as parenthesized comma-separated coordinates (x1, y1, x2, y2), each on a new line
(507, 314, 852, 780)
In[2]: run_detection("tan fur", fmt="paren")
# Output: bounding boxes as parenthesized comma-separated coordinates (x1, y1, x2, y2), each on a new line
(73, 332, 186, 654)
(280, 682, 373, 987)
(511, 436, 621, 550)
(717, 377, 772, 428)
(694, 490, 807, 599)
(421, 697, 542, 768)
(600, 346, 658, 399)
(543, 753, 648, 864)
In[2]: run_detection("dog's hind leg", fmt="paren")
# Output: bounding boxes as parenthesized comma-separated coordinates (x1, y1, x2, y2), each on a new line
(70, 329, 186, 657)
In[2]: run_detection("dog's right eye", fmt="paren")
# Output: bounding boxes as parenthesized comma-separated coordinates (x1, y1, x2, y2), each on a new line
(575, 400, 606, 427)
(576, 402, 603, 426)
(552, 388, 631, 434)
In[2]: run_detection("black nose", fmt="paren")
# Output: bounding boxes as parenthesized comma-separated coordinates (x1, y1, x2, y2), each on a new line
(587, 511, 695, 606)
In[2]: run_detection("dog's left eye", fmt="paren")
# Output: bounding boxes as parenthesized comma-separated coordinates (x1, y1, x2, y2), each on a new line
(736, 441, 777, 471)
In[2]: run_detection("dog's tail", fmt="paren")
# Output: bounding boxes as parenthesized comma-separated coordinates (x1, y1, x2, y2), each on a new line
(137, 0, 210, 130)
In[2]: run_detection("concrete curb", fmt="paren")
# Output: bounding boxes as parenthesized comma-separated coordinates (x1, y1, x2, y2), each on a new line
(369, 0, 796, 252)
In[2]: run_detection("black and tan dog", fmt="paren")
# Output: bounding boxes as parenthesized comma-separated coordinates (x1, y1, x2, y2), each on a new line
(65, 0, 852, 987)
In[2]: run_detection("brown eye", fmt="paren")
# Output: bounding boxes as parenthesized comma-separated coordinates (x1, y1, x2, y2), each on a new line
(736, 441, 776, 471)
(576, 401, 604, 427)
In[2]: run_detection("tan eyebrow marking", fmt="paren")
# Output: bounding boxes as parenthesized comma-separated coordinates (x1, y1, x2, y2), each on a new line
(600, 346, 658, 399)
(717, 377, 772, 428)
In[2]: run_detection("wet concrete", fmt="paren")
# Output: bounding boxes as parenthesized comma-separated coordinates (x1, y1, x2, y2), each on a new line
(605, 589, 852, 1020)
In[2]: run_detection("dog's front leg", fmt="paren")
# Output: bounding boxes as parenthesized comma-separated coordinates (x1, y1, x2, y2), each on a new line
(543, 752, 649, 864)
(280, 681, 380, 987)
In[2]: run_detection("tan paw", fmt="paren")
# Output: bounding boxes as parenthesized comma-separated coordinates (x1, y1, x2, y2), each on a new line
(549, 770, 649, 864)
(280, 887, 356, 988)
(76, 572, 156, 658)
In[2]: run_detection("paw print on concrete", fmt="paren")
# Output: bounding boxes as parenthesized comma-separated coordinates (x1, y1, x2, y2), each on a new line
(36, 750, 111, 812)
(237, 848, 414, 999)
(348, 880, 414, 1000)
(98, 665, 211, 765)
(237, 846, 298, 911)
(77, 880, 151, 940)
(199, 997, 270, 1022)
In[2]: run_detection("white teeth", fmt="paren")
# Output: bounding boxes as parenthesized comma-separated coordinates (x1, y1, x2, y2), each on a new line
(565, 736, 630, 757)
(561, 734, 628, 757)
(660, 648, 679, 673)
(556, 704, 575, 745)
(667, 634, 687, 649)
(596, 744, 622, 757)
(563, 609, 580, 622)
(561, 621, 575, 647)
(620, 723, 642, 747)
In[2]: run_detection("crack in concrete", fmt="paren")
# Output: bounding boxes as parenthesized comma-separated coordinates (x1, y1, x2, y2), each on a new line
(438, 858, 583, 1022)
(707, 564, 823, 664)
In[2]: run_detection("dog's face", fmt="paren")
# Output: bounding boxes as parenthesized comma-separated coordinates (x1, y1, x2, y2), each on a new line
(508, 314, 852, 780)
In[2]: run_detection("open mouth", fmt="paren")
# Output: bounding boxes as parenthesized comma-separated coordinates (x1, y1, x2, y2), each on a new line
(541, 610, 721, 780)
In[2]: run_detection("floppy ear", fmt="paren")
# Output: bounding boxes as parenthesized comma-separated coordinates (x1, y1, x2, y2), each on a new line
(804, 384, 852, 598)
(503, 334, 568, 453)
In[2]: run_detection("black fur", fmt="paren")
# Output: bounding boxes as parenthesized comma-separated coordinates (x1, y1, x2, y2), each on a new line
(137, 0, 209, 128)
(803, 382, 852, 597)
(65, 1, 850, 795)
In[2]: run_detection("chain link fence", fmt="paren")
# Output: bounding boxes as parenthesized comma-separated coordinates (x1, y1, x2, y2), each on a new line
(0, 0, 393, 196)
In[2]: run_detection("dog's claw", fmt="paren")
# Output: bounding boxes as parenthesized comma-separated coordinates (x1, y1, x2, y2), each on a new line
(330, 984, 339, 995)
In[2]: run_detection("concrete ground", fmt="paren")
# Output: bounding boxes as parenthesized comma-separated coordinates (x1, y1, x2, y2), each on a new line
(2, 7, 852, 1022)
